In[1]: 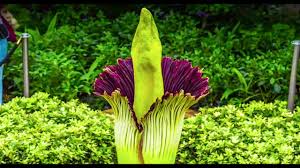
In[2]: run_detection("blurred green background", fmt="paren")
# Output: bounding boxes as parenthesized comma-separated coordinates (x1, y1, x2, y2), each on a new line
(4, 4, 300, 110)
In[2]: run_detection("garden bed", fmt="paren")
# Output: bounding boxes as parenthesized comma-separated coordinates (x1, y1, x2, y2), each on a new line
(0, 93, 298, 164)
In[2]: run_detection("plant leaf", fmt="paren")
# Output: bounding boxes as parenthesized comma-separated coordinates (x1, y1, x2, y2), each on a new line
(232, 21, 240, 33)
(80, 56, 104, 81)
(46, 13, 58, 35)
(232, 68, 247, 90)
(221, 88, 241, 101)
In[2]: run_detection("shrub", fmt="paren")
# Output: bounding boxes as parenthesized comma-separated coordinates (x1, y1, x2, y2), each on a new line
(4, 11, 112, 102)
(0, 92, 116, 164)
(0, 94, 299, 164)
(177, 100, 300, 164)
(186, 23, 295, 106)
(3, 5, 299, 108)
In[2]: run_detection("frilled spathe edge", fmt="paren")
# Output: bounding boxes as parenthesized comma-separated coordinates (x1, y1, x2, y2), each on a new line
(94, 57, 209, 110)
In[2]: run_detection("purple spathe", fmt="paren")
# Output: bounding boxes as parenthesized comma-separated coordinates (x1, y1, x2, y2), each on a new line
(94, 57, 209, 109)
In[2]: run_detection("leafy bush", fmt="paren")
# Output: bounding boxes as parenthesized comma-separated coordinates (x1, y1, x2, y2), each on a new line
(0, 94, 299, 164)
(178, 100, 300, 164)
(185, 4, 235, 16)
(185, 23, 295, 106)
(3, 5, 299, 108)
(0, 92, 116, 164)
(4, 10, 111, 102)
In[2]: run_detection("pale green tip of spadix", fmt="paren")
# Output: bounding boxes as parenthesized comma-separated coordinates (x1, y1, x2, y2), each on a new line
(131, 8, 164, 122)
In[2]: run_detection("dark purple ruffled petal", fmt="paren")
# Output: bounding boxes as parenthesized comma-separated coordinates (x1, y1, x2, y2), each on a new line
(94, 56, 209, 108)
(162, 57, 209, 98)
(94, 58, 134, 108)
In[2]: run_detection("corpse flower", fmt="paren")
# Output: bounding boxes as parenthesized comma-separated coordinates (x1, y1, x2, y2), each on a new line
(94, 8, 209, 164)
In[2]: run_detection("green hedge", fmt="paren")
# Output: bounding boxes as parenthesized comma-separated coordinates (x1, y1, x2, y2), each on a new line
(0, 92, 116, 164)
(178, 100, 300, 164)
(0, 93, 299, 164)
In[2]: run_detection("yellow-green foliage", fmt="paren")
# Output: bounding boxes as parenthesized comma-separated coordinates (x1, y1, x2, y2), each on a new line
(0, 92, 115, 164)
(0, 94, 299, 164)
(178, 100, 300, 164)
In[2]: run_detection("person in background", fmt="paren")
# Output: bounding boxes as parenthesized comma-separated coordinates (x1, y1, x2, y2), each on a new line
(0, 4, 17, 104)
